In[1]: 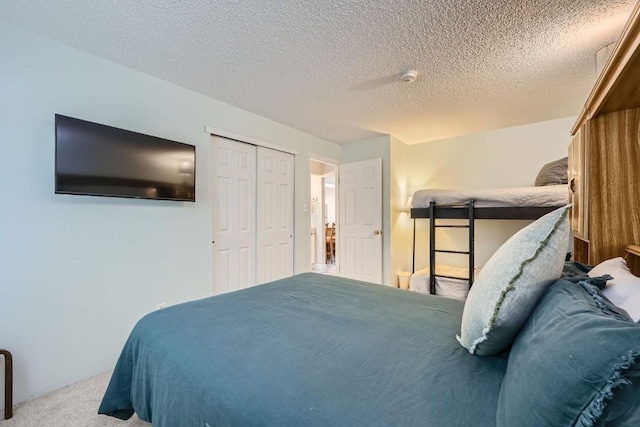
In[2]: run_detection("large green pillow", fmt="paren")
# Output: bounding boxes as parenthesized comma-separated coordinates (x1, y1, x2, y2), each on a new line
(497, 279, 640, 427)
(457, 205, 570, 355)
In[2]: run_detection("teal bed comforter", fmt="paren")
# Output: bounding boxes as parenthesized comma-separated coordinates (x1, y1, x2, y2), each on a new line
(99, 273, 507, 426)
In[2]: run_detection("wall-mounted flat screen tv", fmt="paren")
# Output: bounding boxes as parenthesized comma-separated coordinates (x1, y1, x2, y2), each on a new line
(55, 114, 195, 202)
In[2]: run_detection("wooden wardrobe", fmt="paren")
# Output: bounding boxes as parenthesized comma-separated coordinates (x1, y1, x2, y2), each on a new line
(569, 2, 640, 266)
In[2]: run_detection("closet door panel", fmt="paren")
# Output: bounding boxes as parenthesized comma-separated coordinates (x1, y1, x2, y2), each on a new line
(256, 147, 294, 285)
(211, 137, 257, 294)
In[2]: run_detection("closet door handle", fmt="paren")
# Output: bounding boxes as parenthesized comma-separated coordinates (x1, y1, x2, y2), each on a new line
(569, 178, 575, 193)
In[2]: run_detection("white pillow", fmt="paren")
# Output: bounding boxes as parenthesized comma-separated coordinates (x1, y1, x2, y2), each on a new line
(619, 290, 640, 322)
(587, 257, 640, 306)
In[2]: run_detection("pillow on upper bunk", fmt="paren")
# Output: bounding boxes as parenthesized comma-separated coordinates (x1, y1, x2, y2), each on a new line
(534, 157, 568, 186)
(456, 205, 570, 356)
(497, 279, 640, 427)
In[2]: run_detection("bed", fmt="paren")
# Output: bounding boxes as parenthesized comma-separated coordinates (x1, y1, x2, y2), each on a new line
(99, 265, 640, 426)
(410, 184, 568, 219)
(410, 184, 569, 294)
(99, 273, 508, 426)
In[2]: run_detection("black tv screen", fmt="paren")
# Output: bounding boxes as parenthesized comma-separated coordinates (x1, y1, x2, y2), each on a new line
(55, 114, 195, 202)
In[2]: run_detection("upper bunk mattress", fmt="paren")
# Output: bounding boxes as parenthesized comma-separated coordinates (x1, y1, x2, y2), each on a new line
(412, 185, 568, 209)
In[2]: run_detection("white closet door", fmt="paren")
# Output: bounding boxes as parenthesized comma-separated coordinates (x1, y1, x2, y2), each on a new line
(339, 158, 383, 284)
(211, 137, 257, 294)
(256, 147, 294, 285)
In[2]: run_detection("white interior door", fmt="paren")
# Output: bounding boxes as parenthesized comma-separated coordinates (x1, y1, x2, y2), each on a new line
(211, 137, 256, 294)
(338, 158, 383, 283)
(256, 147, 295, 285)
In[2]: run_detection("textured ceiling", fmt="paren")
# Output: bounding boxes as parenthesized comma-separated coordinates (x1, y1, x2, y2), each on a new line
(0, 0, 635, 144)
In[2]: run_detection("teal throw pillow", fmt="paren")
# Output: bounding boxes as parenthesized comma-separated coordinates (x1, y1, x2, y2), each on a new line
(599, 362, 640, 426)
(457, 205, 570, 355)
(497, 279, 640, 427)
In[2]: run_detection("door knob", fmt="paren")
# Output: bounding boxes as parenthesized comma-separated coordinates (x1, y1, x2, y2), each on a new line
(373, 230, 382, 235)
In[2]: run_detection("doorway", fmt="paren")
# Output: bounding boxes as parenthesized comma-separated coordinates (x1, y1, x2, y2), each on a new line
(310, 159, 338, 275)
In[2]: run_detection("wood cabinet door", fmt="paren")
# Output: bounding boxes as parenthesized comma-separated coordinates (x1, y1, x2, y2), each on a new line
(588, 110, 640, 263)
(569, 126, 589, 240)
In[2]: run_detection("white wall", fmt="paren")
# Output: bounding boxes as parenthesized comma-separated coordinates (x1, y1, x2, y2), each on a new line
(0, 22, 341, 405)
(338, 118, 573, 287)
(390, 136, 413, 286)
(402, 117, 574, 271)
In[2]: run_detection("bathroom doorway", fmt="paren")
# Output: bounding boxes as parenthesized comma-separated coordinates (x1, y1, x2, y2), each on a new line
(310, 159, 338, 275)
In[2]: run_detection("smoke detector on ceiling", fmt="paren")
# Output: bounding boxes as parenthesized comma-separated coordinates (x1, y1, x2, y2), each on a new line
(400, 70, 418, 83)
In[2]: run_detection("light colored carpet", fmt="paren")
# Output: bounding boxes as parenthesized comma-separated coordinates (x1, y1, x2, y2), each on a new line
(0, 371, 149, 427)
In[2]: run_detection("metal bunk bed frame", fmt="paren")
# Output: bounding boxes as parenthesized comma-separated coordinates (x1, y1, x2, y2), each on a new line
(410, 202, 558, 295)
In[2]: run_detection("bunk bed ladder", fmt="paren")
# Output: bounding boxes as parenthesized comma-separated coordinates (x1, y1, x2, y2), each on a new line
(429, 200, 475, 295)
